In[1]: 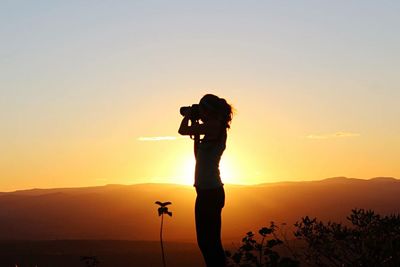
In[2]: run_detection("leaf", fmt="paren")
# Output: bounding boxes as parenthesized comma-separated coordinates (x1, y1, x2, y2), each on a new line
(158, 207, 164, 216)
(162, 201, 172, 206)
(259, 227, 273, 236)
(155, 201, 172, 207)
(241, 243, 254, 251)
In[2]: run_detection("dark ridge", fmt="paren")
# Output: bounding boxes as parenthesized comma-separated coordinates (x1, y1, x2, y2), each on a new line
(2, 177, 399, 195)
(369, 177, 398, 182)
(320, 176, 362, 182)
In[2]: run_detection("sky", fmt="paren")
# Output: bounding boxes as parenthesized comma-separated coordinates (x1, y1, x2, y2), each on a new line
(1, 1, 399, 191)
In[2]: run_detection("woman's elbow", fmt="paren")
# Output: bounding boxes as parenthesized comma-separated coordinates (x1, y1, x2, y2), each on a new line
(179, 128, 193, 135)
(178, 128, 187, 135)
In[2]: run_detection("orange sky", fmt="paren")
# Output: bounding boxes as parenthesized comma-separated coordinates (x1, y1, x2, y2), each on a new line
(1, 1, 400, 191)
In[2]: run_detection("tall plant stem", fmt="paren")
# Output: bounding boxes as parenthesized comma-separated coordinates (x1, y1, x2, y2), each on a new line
(160, 214, 166, 267)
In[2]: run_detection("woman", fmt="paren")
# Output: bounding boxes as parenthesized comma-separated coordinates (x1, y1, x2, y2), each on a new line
(178, 94, 233, 267)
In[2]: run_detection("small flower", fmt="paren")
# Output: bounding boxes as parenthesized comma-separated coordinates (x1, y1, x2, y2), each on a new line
(155, 201, 173, 217)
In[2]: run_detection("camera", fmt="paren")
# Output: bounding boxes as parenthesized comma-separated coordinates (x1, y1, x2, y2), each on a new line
(180, 104, 200, 121)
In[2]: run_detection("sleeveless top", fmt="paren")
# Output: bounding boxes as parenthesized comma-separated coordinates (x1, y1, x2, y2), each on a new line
(194, 128, 227, 189)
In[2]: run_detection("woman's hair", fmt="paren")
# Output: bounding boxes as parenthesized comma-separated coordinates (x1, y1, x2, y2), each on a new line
(199, 94, 234, 129)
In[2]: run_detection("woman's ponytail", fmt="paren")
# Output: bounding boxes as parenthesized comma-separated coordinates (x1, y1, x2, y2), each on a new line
(218, 98, 233, 129)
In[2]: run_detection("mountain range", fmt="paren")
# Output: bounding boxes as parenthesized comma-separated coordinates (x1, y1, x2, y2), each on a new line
(1, 177, 399, 242)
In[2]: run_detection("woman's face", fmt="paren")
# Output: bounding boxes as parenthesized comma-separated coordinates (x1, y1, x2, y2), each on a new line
(199, 104, 209, 122)
(199, 103, 217, 122)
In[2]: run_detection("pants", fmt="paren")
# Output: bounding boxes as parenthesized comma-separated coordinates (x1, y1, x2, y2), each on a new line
(195, 186, 226, 267)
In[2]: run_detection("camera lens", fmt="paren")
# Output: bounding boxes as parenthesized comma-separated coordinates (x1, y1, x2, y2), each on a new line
(180, 106, 190, 116)
(180, 105, 200, 121)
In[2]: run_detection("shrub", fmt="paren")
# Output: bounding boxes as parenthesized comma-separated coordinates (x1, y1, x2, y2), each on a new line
(226, 222, 299, 267)
(294, 209, 400, 267)
(228, 209, 400, 267)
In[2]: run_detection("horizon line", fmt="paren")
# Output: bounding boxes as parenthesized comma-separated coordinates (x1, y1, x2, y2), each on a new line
(1, 176, 398, 194)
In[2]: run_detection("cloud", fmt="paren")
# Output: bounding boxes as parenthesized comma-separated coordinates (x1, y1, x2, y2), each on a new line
(306, 131, 361, 140)
(138, 136, 183, 141)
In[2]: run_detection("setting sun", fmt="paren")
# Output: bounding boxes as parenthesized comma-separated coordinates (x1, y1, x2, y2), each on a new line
(177, 154, 237, 185)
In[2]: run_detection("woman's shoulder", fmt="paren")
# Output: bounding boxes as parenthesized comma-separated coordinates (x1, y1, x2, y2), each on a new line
(202, 125, 226, 143)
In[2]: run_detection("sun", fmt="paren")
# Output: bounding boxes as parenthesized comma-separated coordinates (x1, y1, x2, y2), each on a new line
(177, 156, 238, 185)
(177, 157, 195, 185)
(219, 157, 240, 184)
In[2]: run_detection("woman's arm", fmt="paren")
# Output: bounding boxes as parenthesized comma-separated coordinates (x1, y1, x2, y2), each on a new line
(178, 114, 192, 135)
(178, 115, 221, 137)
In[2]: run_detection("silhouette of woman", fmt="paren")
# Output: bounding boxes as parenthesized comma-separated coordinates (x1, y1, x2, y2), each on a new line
(179, 94, 233, 267)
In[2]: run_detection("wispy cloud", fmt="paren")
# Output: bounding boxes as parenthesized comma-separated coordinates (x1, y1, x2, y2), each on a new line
(306, 131, 361, 140)
(138, 136, 183, 141)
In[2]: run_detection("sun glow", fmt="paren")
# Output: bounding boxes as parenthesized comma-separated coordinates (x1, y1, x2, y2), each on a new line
(178, 156, 239, 185)
(220, 158, 236, 184)
(179, 157, 195, 185)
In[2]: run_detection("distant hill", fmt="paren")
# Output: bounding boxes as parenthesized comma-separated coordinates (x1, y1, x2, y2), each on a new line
(1, 177, 399, 242)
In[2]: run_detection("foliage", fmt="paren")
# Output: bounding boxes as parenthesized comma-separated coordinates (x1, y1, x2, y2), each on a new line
(226, 222, 300, 267)
(156, 201, 173, 217)
(228, 209, 400, 267)
(294, 209, 400, 267)
(80, 256, 99, 267)
(155, 201, 173, 267)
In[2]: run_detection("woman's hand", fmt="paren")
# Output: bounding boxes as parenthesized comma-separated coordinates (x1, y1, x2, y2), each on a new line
(178, 112, 190, 135)
(179, 118, 221, 137)
(183, 107, 192, 118)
